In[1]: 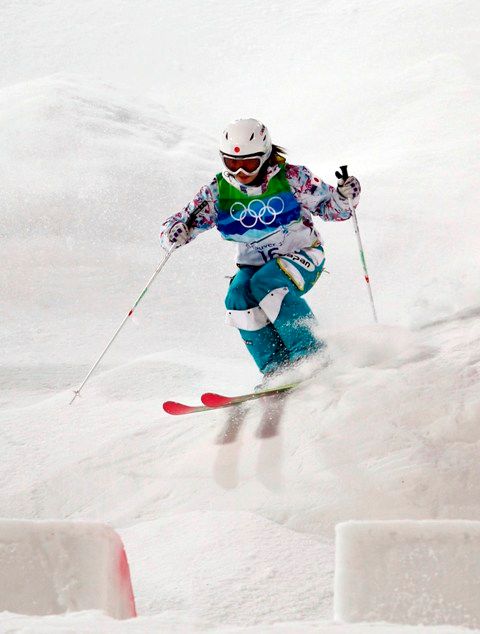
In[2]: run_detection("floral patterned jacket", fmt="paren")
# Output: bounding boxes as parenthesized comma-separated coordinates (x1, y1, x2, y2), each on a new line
(160, 163, 359, 266)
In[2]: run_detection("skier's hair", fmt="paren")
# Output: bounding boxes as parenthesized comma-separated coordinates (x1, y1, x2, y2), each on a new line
(268, 144, 287, 166)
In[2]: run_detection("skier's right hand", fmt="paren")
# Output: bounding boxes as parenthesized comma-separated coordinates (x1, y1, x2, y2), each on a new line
(337, 176, 361, 200)
(166, 221, 190, 248)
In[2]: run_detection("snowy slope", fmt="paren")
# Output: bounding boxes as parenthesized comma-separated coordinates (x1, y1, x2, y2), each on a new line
(2, 309, 480, 628)
(1, 0, 479, 631)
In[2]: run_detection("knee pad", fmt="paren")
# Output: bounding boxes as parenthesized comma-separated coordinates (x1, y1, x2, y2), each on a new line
(225, 279, 269, 331)
(226, 306, 269, 331)
(258, 286, 289, 324)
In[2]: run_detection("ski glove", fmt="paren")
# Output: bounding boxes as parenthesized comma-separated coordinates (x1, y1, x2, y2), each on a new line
(337, 176, 361, 200)
(166, 221, 190, 247)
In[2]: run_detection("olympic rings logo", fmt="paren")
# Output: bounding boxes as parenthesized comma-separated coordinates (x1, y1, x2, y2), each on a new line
(230, 196, 284, 229)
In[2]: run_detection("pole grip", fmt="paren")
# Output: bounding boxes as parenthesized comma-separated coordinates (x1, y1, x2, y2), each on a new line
(185, 198, 209, 230)
(335, 165, 349, 182)
(186, 214, 196, 230)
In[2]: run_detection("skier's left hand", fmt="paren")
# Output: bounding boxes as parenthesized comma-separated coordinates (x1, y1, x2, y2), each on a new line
(337, 175, 361, 200)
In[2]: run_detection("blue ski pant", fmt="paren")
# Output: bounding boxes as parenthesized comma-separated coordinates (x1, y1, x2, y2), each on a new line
(225, 245, 326, 374)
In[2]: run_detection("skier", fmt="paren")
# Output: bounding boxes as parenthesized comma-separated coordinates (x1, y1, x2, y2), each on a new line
(160, 118, 361, 381)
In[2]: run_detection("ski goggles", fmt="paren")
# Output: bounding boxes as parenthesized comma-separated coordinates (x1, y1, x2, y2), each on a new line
(220, 153, 263, 176)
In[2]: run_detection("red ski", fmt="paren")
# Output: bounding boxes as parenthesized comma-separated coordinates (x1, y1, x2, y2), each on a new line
(163, 383, 298, 416)
(162, 397, 250, 416)
(163, 401, 213, 416)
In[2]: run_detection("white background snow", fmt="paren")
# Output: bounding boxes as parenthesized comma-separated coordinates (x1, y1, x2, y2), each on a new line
(0, 0, 479, 631)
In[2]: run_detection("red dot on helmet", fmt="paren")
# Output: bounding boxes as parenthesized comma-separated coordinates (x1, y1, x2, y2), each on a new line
(234, 146, 240, 153)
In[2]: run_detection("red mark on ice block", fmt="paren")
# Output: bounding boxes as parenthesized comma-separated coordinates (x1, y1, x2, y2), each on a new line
(118, 547, 137, 617)
(365, 276, 370, 283)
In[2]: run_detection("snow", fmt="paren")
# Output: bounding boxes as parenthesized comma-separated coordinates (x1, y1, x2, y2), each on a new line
(0, 614, 474, 633)
(334, 520, 480, 628)
(1, 0, 479, 631)
(122, 511, 333, 626)
(0, 520, 135, 619)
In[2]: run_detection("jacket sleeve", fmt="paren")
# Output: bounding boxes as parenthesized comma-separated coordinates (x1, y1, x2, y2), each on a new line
(286, 164, 358, 221)
(159, 178, 218, 247)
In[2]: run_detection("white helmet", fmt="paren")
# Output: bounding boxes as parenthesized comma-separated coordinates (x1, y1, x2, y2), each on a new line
(219, 118, 272, 177)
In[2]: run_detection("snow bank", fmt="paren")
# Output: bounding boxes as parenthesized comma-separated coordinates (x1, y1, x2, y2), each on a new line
(121, 511, 333, 627)
(0, 520, 136, 619)
(0, 74, 216, 242)
(334, 520, 480, 628)
(0, 74, 233, 375)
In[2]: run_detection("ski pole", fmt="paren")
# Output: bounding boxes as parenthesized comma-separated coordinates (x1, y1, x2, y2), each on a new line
(70, 205, 206, 405)
(335, 165, 378, 323)
(70, 244, 176, 404)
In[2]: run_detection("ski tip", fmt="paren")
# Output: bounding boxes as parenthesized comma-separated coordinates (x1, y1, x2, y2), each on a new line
(163, 401, 198, 416)
(201, 392, 232, 408)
